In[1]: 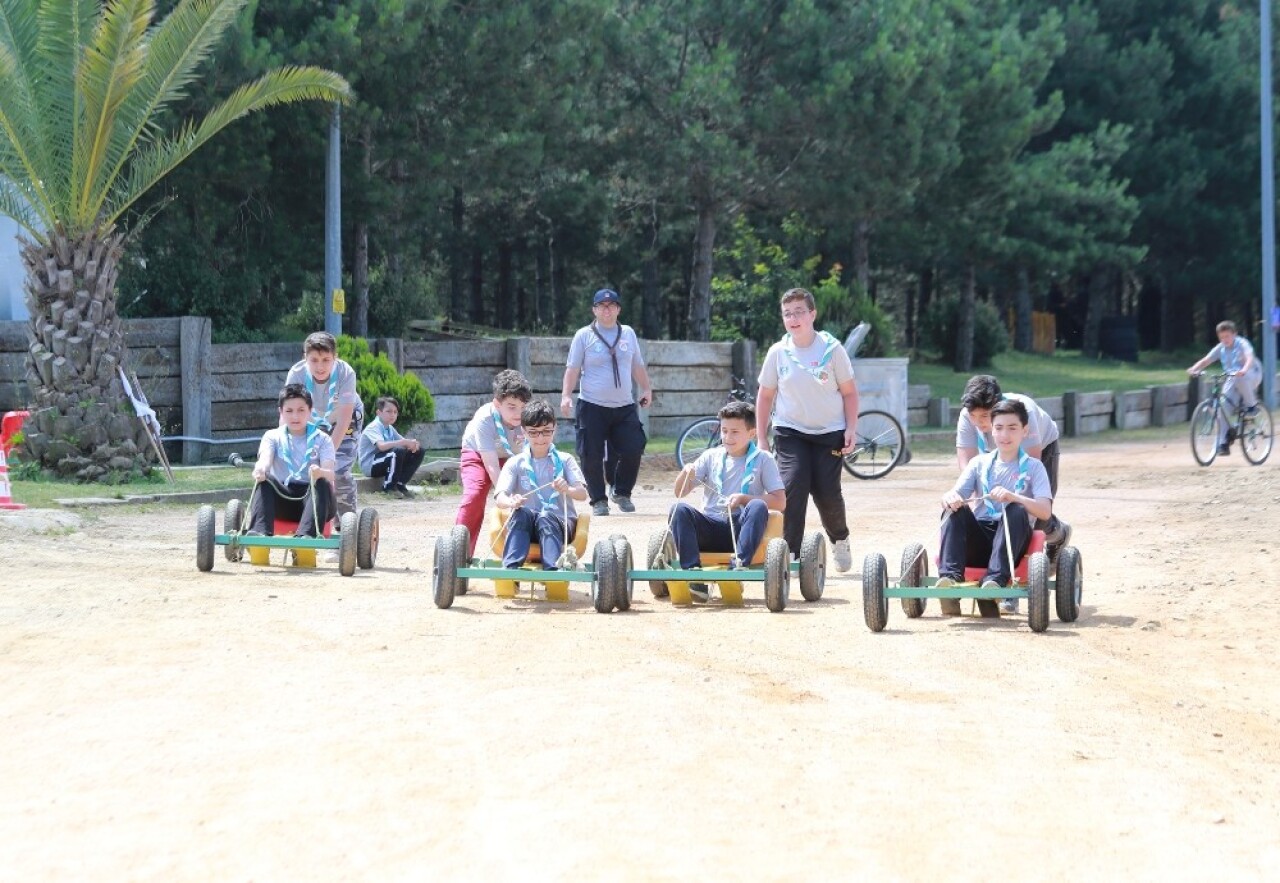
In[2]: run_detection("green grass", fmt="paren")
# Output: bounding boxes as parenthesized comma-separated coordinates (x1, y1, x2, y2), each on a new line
(908, 349, 1196, 400)
(8, 464, 257, 510)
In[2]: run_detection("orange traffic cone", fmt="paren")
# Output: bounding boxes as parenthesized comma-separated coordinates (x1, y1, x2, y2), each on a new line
(0, 444, 25, 510)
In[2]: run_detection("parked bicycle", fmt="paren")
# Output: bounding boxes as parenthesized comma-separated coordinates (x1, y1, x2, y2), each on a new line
(675, 377, 906, 479)
(1189, 372, 1273, 466)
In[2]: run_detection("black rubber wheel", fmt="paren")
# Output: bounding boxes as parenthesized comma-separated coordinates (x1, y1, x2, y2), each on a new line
(224, 498, 246, 562)
(450, 524, 471, 595)
(357, 507, 380, 570)
(1190, 401, 1219, 466)
(763, 537, 789, 612)
(1240, 405, 1274, 465)
(646, 530, 674, 598)
(432, 533, 457, 609)
(676, 417, 722, 469)
(1027, 551, 1050, 633)
(196, 505, 215, 572)
(900, 542, 927, 618)
(612, 535, 634, 611)
(862, 552, 888, 632)
(592, 539, 618, 613)
(1054, 545, 1082, 623)
(842, 410, 905, 480)
(338, 511, 358, 576)
(798, 532, 826, 602)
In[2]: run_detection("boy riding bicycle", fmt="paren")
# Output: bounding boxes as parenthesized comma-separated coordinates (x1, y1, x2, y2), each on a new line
(1187, 320, 1263, 456)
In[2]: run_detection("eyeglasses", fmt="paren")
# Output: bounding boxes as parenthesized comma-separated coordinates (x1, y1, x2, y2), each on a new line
(781, 309, 812, 321)
(525, 428, 556, 438)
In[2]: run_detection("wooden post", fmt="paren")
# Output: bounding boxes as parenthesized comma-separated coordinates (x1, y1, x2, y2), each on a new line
(180, 316, 212, 465)
(506, 336, 531, 376)
(1062, 391, 1080, 438)
(1149, 386, 1167, 427)
(732, 339, 757, 395)
(1187, 376, 1202, 420)
(927, 396, 950, 428)
(378, 337, 405, 373)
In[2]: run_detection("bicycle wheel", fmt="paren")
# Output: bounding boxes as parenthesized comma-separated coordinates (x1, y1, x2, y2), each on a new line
(842, 410, 905, 479)
(676, 417, 722, 469)
(1240, 405, 1274, 465)
(1189, 401, 1219, 466)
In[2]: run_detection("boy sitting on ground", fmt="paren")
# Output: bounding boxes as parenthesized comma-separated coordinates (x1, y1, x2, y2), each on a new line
(938, 398, 1052, 618)
(358, 396, 424, 498)
(493, 400, 588, 569)
(670, 401, 786, 603)
(247, 384, 337, 537)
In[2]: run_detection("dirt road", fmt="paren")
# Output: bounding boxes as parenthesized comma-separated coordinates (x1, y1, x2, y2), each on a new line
(2, 437, 1278, 879)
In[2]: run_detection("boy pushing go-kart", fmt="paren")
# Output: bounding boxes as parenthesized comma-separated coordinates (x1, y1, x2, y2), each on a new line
(937, 398, 1053, 618)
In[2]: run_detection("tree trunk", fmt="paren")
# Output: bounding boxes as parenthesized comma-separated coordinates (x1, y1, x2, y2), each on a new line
(642, 248, 661, 340)
(470, 247, 484, 325)
(1082, 269, 1105, 358)
(450, 187, 466, 321)
(687, 204, 717, 342)
(954, 264, 976, 373)
(496, 240, 514, 329)
(913, 265, 934, 349)
(852, 219, 871, 295)
(19, 229, 154, 479)
(1014, 267, 1033, 353)
(352, 220, 369, 338)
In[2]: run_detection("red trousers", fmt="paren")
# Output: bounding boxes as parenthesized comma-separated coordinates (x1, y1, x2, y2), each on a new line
(455, 449, 506, 556)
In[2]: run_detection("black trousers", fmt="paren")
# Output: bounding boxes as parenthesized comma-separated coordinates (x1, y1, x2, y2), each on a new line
(774, 426, 849, 555)
(369, 447, 425, 490)
(575, 399, 646, 503)
(248, 478, 333, 537)
(1037, 440, 1063, 539)
(939, 502, 1031, 587)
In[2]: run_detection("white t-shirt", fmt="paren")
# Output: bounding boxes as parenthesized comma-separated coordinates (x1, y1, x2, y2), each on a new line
(566, 323, 645, 408)
(758, 332, 856, 434)
(460, 402, 526, 457)
(956, 393, 1060, 453)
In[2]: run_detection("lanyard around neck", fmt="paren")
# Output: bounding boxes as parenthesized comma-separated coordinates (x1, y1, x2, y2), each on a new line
(981, 448, 1029, 518)
(278, 426, 322, 483)
(783, 331, 838, 382)
(716, 442, 760, 497)
(523, 447, 565, 512)
(304, 366, 340, 428)
(491, 408, 516, 456)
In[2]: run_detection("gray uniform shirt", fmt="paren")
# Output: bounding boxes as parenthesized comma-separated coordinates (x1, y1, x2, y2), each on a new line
(460, 403, 526, 457)
(952, 450, 1052, 525)
(496, 448, 585, 518)
(691, 445, 784, 519)
(357, 417, 402, 475)
(285, 359, 362, 439)
(258, 426, 336, 486)
(956, 393, 1060, 453)
(566, 323, 645, 408)
(758, 332, 856, 434)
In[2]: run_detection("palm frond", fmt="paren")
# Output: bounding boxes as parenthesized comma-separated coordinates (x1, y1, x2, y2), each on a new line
(33, 0, 99, 219)
(87, 0, 251, 228)
(0, 174, 42, 237)
(74, 0, 154, 227)
(0, 0, 58, 214)
(102, 66, 351, 227)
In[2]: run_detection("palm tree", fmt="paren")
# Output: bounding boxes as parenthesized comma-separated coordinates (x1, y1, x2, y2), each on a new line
(0, 0, 350, 478)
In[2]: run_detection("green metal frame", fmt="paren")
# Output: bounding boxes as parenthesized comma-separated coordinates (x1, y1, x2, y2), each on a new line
(885, 576, 1059, 600)
(629, 565, 767, 583)
(215, 533, 339, 550)
(457, 557, 599, 584)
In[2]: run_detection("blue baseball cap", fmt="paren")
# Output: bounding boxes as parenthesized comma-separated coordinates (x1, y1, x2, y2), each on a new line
(593, 288, 621, 305)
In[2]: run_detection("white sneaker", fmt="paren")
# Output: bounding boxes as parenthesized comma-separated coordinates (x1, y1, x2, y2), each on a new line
(832, 538, 852, 573)
(935, 576, 961, 616)
(323, 550, 340, 564)
(999, 598, 1020, 615)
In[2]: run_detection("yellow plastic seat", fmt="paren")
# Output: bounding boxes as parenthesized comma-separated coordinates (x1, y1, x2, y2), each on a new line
(487, 508, 591, 563)
(667, 510, 783, 606)
(700, 510, 783, 566)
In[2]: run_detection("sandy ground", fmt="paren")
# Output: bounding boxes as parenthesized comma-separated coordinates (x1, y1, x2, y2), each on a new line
(2, 436, 1279, 880)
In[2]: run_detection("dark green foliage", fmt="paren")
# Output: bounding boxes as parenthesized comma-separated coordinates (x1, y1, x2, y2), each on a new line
(920, 296, 1009, 368)
(336, 337, 435, 428)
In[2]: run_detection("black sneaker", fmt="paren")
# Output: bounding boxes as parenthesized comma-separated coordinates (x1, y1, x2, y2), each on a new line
(688, 582, 710, 603)
(591, 500, 610, 517)
(1244, 405, 1259, 416)
(1218, 443, 1231, 456)
(611, 495, 636, 513)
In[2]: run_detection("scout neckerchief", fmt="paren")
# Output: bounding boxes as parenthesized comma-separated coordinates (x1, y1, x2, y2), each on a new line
(716, 442, 761, 497)
(304, 363, 342, 431)
(490, 406, 517, 457)
(277, 425, 323, 483)
(591, 322, 624, 388)
(783, 330, 840, 383)
(372, 416, 395, 442)
(523, 446, 565, 513)
(981, 447, 1029, 519)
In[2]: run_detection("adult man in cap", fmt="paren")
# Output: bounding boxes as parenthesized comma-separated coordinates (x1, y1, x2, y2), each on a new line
(560, 288, 653, 515)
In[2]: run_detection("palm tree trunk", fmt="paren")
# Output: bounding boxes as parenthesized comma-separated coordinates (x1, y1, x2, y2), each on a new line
(19, 229, 154, 478)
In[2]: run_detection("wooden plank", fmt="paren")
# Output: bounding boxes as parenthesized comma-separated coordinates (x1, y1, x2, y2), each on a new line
(213, 399, 280, 432)
(1037, 395, 1064, 423)
(647, 390, 732, 419)
(908, 384, 931, 408)
(122, 318, 182, 348)
(430, 393, 495, 424)
(646, 365, 732, 391)
(528, 337, 575, 365)
(212, 372, 294, 403)
(409, 365, 507, 397)
(211, 342, 299, 375)
(404, 339, 506, 369)
(1077, 391, 1114, 417)
(1080, 414, 1111, 435)
(642, 339, 734, 368)
(127, 345, 180, 377)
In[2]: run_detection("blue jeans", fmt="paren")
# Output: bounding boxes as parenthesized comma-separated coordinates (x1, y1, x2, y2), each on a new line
(502, 507, 577, 569)
(938, 503, 1031, 587)
(669, 499, 770, 569)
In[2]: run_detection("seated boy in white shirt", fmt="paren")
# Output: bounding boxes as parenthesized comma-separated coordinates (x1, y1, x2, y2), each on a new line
(247, 384, 337, 537)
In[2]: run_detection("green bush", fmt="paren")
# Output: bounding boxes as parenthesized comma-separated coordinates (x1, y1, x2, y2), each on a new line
(811, 269, 894, 358)
(919, 295, 1009, 367)
(336, 336, 435, 429)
